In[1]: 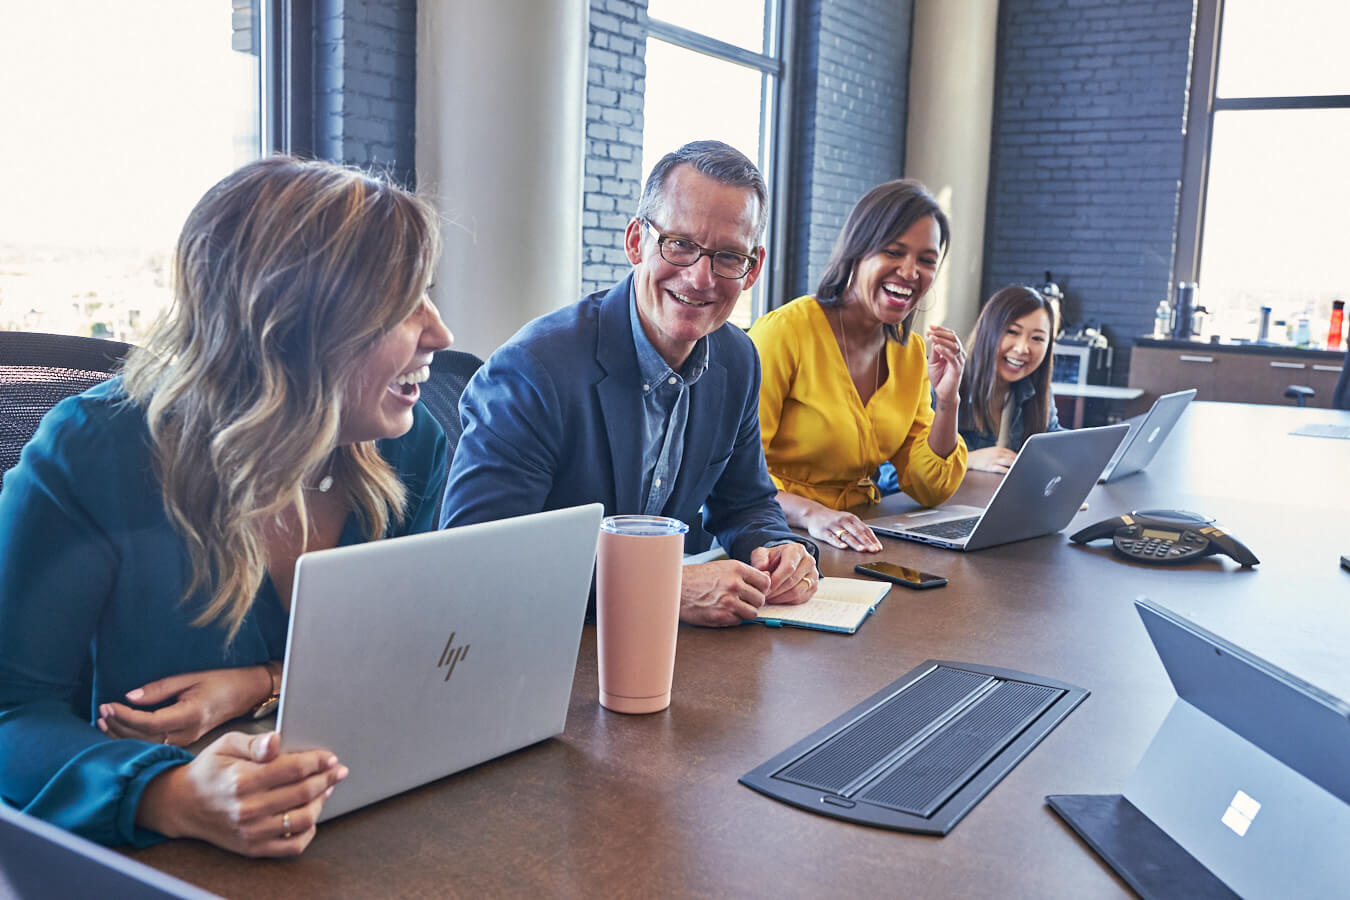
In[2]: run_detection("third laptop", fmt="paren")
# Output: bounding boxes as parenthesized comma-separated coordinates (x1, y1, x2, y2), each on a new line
(1097, 388, 1196, 483)
(868, 424, 1129, 551)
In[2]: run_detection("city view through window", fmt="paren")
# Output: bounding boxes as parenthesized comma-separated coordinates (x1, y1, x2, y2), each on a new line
(0, 1, 261, 342)
(1195, 0, 1349, 346)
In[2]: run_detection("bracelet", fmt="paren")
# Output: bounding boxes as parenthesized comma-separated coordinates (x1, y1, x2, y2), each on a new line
(251, 661, 281, 719)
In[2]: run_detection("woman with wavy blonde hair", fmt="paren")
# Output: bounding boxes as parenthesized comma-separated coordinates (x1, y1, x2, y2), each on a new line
(0, 156, 453, 856)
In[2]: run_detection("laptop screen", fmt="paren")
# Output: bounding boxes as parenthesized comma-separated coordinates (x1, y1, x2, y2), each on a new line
(1135, 599, 1350, 803)
(0, 803, 221, 900)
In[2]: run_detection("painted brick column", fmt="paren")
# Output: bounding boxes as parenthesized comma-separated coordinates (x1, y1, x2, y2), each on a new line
(313, 0, 418, 186)
(582, 0, 649, 295)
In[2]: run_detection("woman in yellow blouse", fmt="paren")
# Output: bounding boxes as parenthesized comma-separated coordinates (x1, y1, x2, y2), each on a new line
(749, 179, 967, 552)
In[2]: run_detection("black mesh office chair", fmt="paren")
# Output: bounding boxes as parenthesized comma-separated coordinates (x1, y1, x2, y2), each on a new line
(418, 349, 485, 472)
(1, 331, 131, 489)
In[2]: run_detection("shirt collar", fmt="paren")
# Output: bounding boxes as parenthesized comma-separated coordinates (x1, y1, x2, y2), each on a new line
(628, 281, 709, 387)
(1010, 375, 1038, 405)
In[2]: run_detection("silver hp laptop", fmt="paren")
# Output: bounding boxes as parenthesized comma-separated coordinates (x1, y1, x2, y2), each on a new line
(1049, 599, 1350, 899)
(0, 802, 221, 899)
(279, 503, 603, 821)
(868, 424, 1129, 551)
(1098, 388, 1196, 482)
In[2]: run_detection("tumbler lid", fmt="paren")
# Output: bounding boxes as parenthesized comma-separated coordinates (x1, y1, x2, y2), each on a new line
(601, 515, 690, 536)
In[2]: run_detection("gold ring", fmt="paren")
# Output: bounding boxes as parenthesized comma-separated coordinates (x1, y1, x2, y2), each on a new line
(282, 812, 292, 839)
(801, 575, 815, 590)
(833, 529, 846, 539)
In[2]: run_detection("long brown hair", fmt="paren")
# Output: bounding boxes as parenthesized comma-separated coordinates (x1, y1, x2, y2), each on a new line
(960, 285, 1057, 439)
(815, 179, 950, 344)
(122, 156, 441, 640)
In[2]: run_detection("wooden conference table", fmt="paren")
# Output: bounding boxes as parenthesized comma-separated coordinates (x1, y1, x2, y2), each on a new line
(133, 402, 1350, 898)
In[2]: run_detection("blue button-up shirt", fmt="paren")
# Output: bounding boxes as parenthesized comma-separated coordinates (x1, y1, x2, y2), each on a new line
(629, 286, 709, 516)
(957, 376, 1063, 452)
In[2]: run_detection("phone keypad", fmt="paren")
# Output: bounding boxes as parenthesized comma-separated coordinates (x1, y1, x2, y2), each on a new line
(1113, 527, 1208, 563)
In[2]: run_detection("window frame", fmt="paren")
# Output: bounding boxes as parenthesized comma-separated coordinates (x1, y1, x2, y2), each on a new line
(270, 0, 310, 157)
(645, 0, 793, 323)
(1175, 0, 1350, 284)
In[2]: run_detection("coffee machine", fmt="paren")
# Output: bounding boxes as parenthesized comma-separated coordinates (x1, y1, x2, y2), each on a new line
(1170, 282, 1208, 340)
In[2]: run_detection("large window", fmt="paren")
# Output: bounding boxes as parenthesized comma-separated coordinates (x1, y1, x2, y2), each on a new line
(642, 0, 784, 328)
(1178, 0, 1350, 346)
(0, 1, 270, 341)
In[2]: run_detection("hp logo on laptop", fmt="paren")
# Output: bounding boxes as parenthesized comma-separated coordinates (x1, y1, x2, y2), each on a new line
(1042, 475, 1062, 497)
(436, 631, 470, 682)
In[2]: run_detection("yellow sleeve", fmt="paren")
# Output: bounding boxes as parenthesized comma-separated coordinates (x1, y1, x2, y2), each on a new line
(886, 335, 967, 508)
(748, 306, 798, 493)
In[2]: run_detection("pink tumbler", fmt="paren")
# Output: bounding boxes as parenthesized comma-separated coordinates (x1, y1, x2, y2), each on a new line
(596, 515, 688, 714)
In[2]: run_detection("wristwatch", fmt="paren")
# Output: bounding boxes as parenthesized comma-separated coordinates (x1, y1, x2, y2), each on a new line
(251, 661, 281, 719)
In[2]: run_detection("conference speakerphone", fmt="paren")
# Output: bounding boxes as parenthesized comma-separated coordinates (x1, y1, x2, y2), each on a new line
(740, 661, 1087, 835)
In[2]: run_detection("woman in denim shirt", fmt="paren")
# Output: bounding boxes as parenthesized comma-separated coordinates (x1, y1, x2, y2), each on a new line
(957, 285, 1063, 473)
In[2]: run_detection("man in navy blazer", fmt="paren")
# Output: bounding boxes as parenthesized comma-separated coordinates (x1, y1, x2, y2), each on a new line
(442, 141, 818, 626)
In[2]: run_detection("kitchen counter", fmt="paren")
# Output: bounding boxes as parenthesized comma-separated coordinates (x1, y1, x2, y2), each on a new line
(1134, 336, 1345, 362)
(1129, 338, 1345, 407)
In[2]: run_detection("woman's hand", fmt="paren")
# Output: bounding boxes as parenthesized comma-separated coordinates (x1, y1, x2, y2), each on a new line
(136, 731, 347, 858)
(967, 446, 1018, 474)
(98, 665, 275, 747)
(776, 490, 883, 553)
(801, 500, 883, 552)
(925, 325, 966, 405)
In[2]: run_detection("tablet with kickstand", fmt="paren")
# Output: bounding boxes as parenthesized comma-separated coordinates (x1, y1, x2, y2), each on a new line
(1048, 599, 1350, 899)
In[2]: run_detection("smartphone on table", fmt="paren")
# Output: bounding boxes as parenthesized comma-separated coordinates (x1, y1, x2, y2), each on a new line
(853, 561, 947, 590)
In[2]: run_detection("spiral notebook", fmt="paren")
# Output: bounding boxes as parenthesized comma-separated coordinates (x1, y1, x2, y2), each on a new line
(751, 576, 891, 634)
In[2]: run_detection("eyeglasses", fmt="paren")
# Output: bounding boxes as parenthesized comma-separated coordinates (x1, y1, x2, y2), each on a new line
(641, 219, 758, 280)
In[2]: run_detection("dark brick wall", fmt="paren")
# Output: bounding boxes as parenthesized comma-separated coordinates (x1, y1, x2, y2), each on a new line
(582, 0, 649, 294)
(314, 0, 418, 186)
(783, 0, 915, 302)
(982, 0, 1196, 384)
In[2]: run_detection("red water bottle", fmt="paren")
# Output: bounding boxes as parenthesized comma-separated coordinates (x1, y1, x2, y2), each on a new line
(1329, 300, 1345, 350)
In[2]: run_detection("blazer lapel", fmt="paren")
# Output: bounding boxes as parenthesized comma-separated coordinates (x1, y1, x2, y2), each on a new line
(595, 275, 642, 514)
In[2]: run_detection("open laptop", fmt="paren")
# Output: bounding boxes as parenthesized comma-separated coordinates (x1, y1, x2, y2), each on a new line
(0, 802, 221, 899)
(278, 503, 603, 822)
(1048, 599, 1350, 899)
(867, 424, 1128, 551)
(1097, 388, 1197, 482)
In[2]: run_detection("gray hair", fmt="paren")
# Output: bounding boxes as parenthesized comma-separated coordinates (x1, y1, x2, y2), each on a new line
(635, 140, 769, 244)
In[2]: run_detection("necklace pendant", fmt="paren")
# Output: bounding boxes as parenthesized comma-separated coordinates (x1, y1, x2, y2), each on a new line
(317, 475, 334, 493)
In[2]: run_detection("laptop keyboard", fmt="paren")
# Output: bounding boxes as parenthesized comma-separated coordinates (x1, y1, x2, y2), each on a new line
(909, 516, 980, 540)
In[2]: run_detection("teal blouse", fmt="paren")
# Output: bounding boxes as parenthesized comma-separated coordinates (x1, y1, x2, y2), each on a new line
(0, 379, 446, 847)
